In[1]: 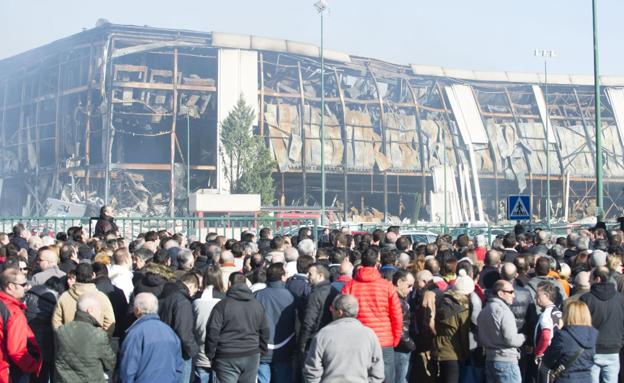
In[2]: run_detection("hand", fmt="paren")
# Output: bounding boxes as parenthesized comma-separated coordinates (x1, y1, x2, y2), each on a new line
(534, 356, 542, 365)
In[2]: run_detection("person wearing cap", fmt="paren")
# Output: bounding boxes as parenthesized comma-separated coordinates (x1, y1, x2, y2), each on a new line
(431, 268, 473, 383)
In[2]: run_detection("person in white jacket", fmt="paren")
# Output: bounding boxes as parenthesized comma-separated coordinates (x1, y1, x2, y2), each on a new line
(193, 266, 226, 383)
(109, 248, 134, 302)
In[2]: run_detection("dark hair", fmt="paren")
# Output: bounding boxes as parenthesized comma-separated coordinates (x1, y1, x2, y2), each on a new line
(75, 263, 94, 283)
(230, 242, 243, 258)
(593, 266, 610, 283)
(392, 269, 411, 286)
(144, 231, 159, 242)
(456, 234, 470, 248)
(181, 272, 200, 289)
(396, 236, 410, 251)
(329, 249, 347, 264)
(270, 236, 284, 250)
(536, 281, 557, 302)
(259, 227, 271, 239)
(266, 263, 286, 283)
(92, 262, 108, 277)
(203, 265, 224, 292)
(372, 229, 384, 244)
(44, 276, 65, 295)
(296, 255, 315, 274)
(361, 248, 378, 267)
(503, 234, 517, 249)
(250, 268, 267, 284)
(229, 272, 247, 286)
(312, 263, 330, 280)
(380, 249, 397, 266)
(153, 249, 170, 265)
(535, 256, 551, 276)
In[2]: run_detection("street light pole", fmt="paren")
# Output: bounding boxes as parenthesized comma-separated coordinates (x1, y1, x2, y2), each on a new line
(534, 49, 555, 230)
(593, 0, 604, 220)
(314, 0, 327, 225)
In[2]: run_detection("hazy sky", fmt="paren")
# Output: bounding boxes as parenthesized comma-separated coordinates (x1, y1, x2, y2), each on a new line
(1, 0, 623, 75)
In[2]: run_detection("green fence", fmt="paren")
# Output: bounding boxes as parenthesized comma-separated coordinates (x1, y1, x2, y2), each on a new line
(0, 216, 319, 241)
(0, 216, 614, 244)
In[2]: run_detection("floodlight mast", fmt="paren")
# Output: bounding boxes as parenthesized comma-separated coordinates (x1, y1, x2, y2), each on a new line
(534, 49, 556, 230)
(314, 0, 327, 224)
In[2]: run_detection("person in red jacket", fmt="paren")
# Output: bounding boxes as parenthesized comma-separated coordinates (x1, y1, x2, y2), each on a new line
(0, 268, 42, 383)
(342, 248, 403, 382)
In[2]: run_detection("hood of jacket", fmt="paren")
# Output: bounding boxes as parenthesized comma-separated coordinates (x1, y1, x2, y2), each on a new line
(354, 266, 381, 283)
(68, 282, 97, 300)
(590, 282, 616, 301)
(565, 325, 599, 349)
(109, 264, 132, 280)
(74, 309, 101, 327)
(142, 262, 176, 286)
(226, 283, 254, 301)
(27, 284, 58, 305)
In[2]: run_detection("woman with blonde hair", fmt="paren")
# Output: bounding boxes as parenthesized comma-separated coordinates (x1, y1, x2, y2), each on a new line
(542, 300, 598, 383)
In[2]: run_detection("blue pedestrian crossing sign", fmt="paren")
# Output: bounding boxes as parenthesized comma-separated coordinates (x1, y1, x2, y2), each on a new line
(507, 195, 531, 220)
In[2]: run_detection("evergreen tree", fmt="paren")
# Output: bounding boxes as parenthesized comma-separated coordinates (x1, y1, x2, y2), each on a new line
(220, 96, 276, 205)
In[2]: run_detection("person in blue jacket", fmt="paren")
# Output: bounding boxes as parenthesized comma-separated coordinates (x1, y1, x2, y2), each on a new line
(542, 300, 598, 383)
(119, 292, 184, 383)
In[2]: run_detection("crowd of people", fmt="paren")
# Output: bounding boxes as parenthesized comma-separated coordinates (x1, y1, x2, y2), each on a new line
(0, 205, 624, 383)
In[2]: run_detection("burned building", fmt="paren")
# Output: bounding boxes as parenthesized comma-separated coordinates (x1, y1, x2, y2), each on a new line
(0, 22, 623, 223)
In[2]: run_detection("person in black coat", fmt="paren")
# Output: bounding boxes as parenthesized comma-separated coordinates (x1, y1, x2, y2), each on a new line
(206, 272, 270, 383)
(133, 262, 175, 298)
(543, 300, 598, 383)
(159, 272, 200, 383)
(298, 264, 337, 355)
(94, 205, 119, 237)
(92, 262, 130, 338)
(24, 277, 62, 383)
(579, 266, 624, 382)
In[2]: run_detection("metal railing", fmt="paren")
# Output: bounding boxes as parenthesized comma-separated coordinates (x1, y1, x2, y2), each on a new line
(0, 216, 320, 241)
(0, 216, 614, 244)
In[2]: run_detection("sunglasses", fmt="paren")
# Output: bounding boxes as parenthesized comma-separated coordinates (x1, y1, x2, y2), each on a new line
(502, 290, 515, 294)
(19, 267, 29, 272)
(12, 282, 28, 288)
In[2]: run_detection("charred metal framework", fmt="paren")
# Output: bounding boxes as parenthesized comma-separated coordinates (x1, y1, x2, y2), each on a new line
(1, 23, 623, 222)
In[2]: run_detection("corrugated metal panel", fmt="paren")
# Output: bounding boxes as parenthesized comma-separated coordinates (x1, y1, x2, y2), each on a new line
(211, 32, 252, 50)
(344, 109, 376, 170)
(445, 85, 489, 144)
(531, 85, 556, 143)
(303, 106, 342, 168)
(606, 88, 624, 146)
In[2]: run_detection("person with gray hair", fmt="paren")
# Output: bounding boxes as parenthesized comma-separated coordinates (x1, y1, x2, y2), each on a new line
(174, 248, 194, 279)
(284, 247, 299, 278)
(119, 293, 184, 382)
(54, 292, 116, 382)
(303, 294, 384, 382)
(297, 238, 316, 258)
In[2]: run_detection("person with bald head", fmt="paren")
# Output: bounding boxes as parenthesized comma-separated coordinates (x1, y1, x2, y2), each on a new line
(31, 248, 66, 286)
(477, 280, 526, 383)
(54, 293, 116, 382)
(499, 263, 534, 344)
